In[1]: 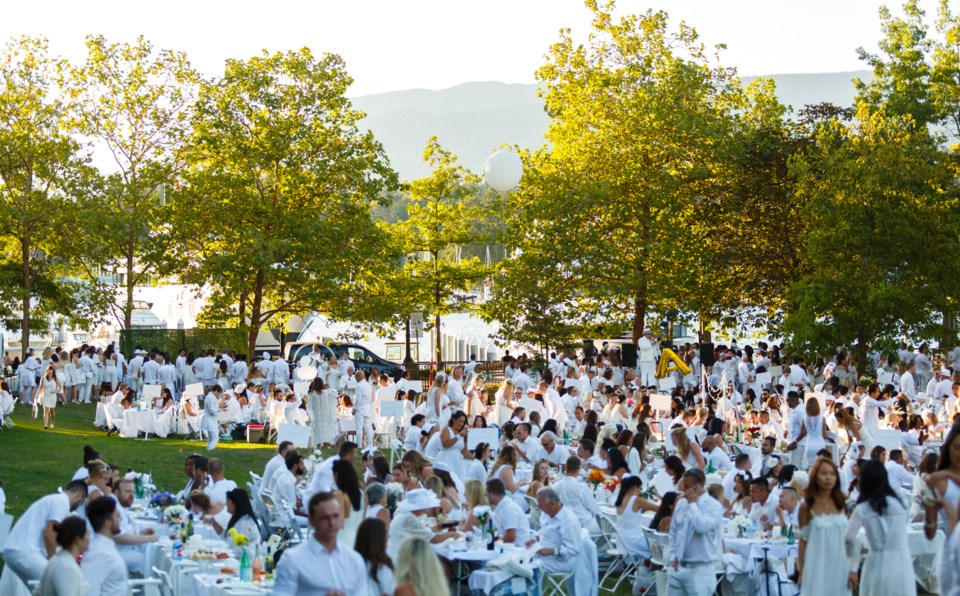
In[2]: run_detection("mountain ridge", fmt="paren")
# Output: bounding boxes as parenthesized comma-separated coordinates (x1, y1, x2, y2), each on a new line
(353, 70, 872, 180)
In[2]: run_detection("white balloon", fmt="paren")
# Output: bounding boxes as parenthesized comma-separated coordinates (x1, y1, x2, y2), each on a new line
(298, 356, 312, 367)
(483, 150, 523, 192)
(296, 366, 318, 380)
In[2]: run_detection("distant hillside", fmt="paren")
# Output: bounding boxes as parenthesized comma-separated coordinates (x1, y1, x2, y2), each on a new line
(354, 71, 871, 180)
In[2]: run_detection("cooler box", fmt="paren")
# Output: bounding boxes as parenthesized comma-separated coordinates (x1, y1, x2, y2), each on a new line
(246, 424, 265, 443)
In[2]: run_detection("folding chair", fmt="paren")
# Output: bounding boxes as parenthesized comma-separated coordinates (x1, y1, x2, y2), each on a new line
(524, 495, 541, 531)
(644, 527, 672, 596)
(0, 397, 16, 430)
(151, 566, 175, 596)
(596, 513, 642, 594)
(542, 570, 574, 596)
(127, 578, 162, 596)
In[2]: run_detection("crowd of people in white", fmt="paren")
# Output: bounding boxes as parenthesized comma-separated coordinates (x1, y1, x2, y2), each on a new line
(2, 333, 960, 596)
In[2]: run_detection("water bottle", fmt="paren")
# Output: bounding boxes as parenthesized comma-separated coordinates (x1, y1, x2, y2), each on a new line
(239, 548, 252, 583)
(787, 525, 795, 545)
(172, 539, 182, 561)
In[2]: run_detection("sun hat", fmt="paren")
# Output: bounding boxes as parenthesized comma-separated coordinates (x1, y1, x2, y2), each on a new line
(234, 384, 246, 394)
(396, 488, 441, 513)
(433, 461, 451, 473)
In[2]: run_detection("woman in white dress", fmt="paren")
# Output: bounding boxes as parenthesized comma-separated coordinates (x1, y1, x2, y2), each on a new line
(52, 354, 67, 406)
(844, 460, 916, 596)
(788, 397, 828, 468)
(493, 379, 516, 427)
(325, 356, 341, 396)
(179, 393, 201, 435)
(614, 476, 656, 557)
(488, 445, 527, 512)
(35, 365, 62, 429)
(222, 488, 262, 547)
(437, 411, 472, 480)
(425, 376, 449, 426)
(670, 426, 705, 471)
(35, 515, 89, 596)
(797, 458, 855, 595)
(355, 517, 396, 596)
(63, 350, 78, 404)
(308, 377, 338, 447)
(923, 424, 960, 593)
(333, 459, 366, 547)
(153, 394, 176, 438)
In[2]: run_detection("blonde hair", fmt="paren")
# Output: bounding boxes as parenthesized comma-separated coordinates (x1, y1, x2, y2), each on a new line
(86, 459, 110, 480)
(423, 476, 445, 499)
(464, 480, 488, 510)
(394, 536, 448, 596)
(671, 427, 692, 460)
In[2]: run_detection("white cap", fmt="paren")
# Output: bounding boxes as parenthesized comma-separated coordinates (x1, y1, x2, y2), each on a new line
(262, 352, 270, 360)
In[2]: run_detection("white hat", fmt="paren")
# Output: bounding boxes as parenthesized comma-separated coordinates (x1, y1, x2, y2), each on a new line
(262, 352, 270, 360)
(234, 384, 247, 394)
(396, 488, 441, 513)
(433, 461, 451, 473)
(642, 328, 652, 335)
(422, 422, 436, 433)
(941, 367, 952, 376)
(134, 349, 142, 354)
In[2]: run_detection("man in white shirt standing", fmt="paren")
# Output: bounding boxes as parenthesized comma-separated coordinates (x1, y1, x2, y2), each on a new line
(230, 355, 248, 388)
(668, 470, 724, 596)
(271, 355, 290, 389)
(141, 354, 160, 387)
(81, 497, 128, 596)
(785, 392, 805, 467)
(447, 366, 467, 409)
(637, 328, 660, 388)
(900, 361, 917, 400)
(2, 481, 86, 586)
(353, 370, 374, 449)
(273, 492, 368, 596)
(860, 383, 897, 435)
(511, 364, 532, 395)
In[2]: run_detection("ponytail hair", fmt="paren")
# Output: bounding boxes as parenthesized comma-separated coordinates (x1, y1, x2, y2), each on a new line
(54, 515, 88, 549)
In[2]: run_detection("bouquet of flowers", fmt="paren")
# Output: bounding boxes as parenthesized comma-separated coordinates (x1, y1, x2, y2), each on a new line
(385, 482, 405, 515)
(227, 528, 249, 547)
(652, 445, 668, 460)
(858, 376, 873, 388)
(151, 492, 175, 508)
(731, 515, 752, 538)
(603, 477, 620, 493)
(747, 426, 761, 440)
(587, 468, 605, 488)
(164, 505, 188, 523)
(473, 505, 492, 526)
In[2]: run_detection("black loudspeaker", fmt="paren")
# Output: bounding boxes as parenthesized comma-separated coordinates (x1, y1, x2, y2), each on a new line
(700, 342, 716, 367)
(620, 343, 638, 368)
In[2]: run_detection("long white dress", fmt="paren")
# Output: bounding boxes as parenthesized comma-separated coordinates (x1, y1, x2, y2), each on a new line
(436, 427, 466, 479)
(493, 389, 513, 426)
(618, 496, 650, 557)
(803, 415, 826, 465)
(844, 496, 915, 596)
(799, 511, 851, 596)
(339, 492, 366, 549)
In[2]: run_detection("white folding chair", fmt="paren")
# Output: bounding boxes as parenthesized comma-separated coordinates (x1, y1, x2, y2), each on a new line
(644, 527, 672, 596)
(596, 513, 641, 594)
(542, 570, 574, 596)
(150, 566, 174, 596)
(127, 578, 162, 596)
(524, 495, 541, 531)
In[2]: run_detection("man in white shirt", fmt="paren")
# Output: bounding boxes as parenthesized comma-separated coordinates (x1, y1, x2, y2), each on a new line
(486, 478, 532, 544)
(526, 487, 581, 574)
(157, 355, 177, 399)
(551, 457, 599, 525)
(204, 458, 238, 505)
(701, 435, 733, 472)
(787, 356, 809, 390)
(512, 365, 532, 395)
(748, 478, 777, 532)
(273, 492, 369, 596)
(353, 370, 374, 449)
(261, 441, 295, 497)
(668, 470, 724, 596)
(637, 329, 660, 387)
(512, 423, 539, 463)
(785, 392, 805, 466)
(255, 352, 273, 380)
(901, 361, 917, 400)
(577, 440, 607, 473)
(271, 355, 290, 389)
(860, 383, 898, 433)
(112, 479, 159, 576)
(308, 443, 358, 498)
(141, 354, 160, 386)
(534, 431, 570, 468)
(447, 366, 467, 408)
(775, 487, 800, 528)
(230, 355, 249, 387)
(885, 450, 915, 492)
(274, 453, 309, 525)
(126, 350, 144, 389)
(403, 417, 430, 453)
(81, 497, 128, 596)
(2, 481, 86, 586)
(375, 374, 395, 425)
(175, 349, 187, 390)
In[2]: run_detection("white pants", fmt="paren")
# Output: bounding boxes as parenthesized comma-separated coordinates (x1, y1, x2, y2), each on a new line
(79, 379, 94, 403)
(3, 549, 48, 584)
(355, 414, 374, 449)
(203, 421, 220, 450)
(668, 563, 716, 596)
(639, 364, 656, 388)
(540, 555, 575, 575)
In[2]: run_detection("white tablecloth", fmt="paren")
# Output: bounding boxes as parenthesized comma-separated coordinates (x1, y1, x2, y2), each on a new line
(123, 409, 156, 437)
(337, 418, 354, 435)
(193, 573, 273, 596)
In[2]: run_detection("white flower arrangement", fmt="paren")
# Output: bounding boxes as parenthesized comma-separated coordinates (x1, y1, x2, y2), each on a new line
(472, 505, 492, 524)
(164, 505, 188, 520)
(385, 482, 406, 497)
(731, 515, 752, 533)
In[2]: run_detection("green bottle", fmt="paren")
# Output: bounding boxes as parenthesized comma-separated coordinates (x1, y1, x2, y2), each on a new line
(240, 548, 252, 582)
(707, 459, 714, 474)
(787, 525, 794, 545)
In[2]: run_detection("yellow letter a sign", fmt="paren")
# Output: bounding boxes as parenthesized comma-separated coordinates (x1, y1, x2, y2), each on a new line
(656, 348, 691, 378)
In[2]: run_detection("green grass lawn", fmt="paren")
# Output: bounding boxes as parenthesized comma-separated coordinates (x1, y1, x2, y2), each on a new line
(0, 403, 278, 518)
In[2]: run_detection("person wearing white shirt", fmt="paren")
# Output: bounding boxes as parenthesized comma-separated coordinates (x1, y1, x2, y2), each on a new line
(81, 497, 128, 596)
(230, 356, 248, 386)
(511, 365, 532, 395)
(637, 329, 659, 387)
(702, 435, 733, 472)
(860, 384, 897, 433)
(402, 416, 428, 453)
(275, 453, 309, 525)
(526, 487, 581, 574)
(748, 478, 778, 531)
(486, 479, 532, 544)
(668, 470, 725, 596)
(255, 353, 274, 381)
(271, 357, 290, 388)
(447, 366, 467, 408)
(785, 393, 805, 466)
(550, 458, 599, 526)
(175, 350, 187, 388)
(511, 423, 539, 463)
(884, 450, 915, 492)
(2, 482, 86, 586)
(141, 355, 160, 386)
(900, 362, 917, 400)
(534, 431, 570, 468)
(273, 492, 369, 596)
(353, 371, 374, 449)
(204, 458, 238, 505)
(775, 487, 801, 528)
(157, 357, 178, 399)
(307, 443, 358, 500)
(261, 441, 294, 497)
(374, 376, 395, 425)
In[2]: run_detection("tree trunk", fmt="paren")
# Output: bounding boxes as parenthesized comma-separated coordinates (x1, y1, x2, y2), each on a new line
(124, 247, 134, 330)
(631, 288, 647, 344)
(20, 236, 30, 360)
(856, 329, 868, 378)
(246, 269, 265, 360)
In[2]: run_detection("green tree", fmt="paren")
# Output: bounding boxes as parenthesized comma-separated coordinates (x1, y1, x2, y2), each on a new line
(489, 1, 742, 345)
(391, 138, 488, 366)
(0, 37, 94, 357)
(785, 105, 960, 372)
(174, 48, 399, 358)
(61, 35, 198, 330)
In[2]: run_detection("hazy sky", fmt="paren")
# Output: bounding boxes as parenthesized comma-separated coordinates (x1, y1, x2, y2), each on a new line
(0, 0, 944, 96)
